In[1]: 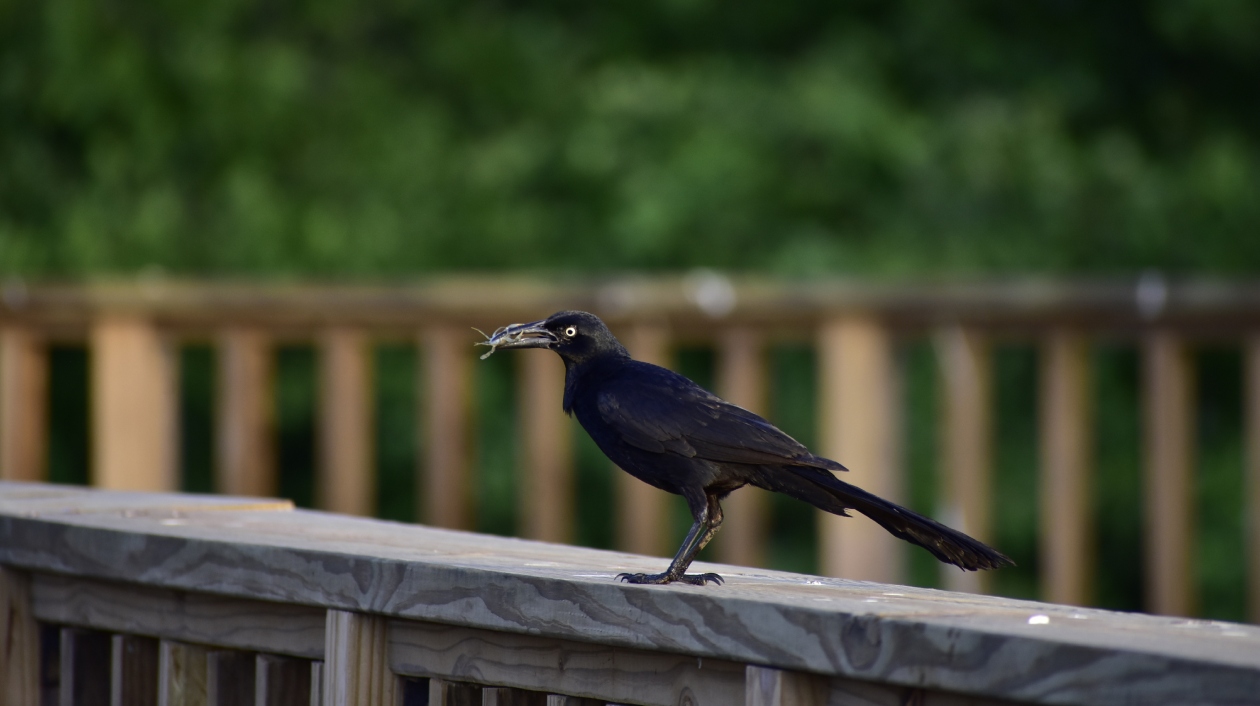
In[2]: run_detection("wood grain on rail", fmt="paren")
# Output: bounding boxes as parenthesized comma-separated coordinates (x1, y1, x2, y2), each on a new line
(3, 483, 1259, 706)
(389, 620, 744, 706)
(31, 573, 325, 659)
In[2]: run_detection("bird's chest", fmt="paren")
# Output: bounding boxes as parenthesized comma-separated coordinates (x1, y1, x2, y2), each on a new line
(569, 396, 683, 493)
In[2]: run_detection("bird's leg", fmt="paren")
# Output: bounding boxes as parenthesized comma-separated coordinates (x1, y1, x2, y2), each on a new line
(617, 494, 725, 586)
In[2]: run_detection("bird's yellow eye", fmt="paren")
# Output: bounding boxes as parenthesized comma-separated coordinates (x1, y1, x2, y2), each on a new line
(564, 326, 577, 338)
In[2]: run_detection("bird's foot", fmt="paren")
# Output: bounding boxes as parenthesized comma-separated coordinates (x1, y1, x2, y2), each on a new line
(616, 571, 724, 586)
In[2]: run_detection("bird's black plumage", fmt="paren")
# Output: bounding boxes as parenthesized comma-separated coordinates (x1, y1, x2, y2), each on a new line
(481, 310, 1013, 585)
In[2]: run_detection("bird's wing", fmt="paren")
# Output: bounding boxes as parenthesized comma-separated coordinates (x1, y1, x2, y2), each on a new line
(595, 366, 843, 470)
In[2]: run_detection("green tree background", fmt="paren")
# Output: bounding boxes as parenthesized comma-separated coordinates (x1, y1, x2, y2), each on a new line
(5, 0, 1258, 618)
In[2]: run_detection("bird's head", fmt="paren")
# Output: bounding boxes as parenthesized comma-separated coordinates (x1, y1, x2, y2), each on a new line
(477, 310, 627, 365)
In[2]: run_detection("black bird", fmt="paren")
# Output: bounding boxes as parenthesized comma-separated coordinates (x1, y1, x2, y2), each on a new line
(480, 311, 1013, 585)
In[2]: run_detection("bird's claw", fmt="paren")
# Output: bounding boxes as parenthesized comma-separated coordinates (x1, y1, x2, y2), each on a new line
(615, 571, 724, 586)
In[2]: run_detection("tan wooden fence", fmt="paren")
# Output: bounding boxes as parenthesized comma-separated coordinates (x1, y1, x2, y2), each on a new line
(2, 276, 1259, 619)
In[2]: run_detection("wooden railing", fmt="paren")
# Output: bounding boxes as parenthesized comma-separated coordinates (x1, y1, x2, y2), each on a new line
(3, 481, 1259, 706)
(3, 276, 1260, 619)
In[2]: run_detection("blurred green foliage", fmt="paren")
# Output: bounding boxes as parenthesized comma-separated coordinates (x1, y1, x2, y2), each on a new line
(15, 1, 1260, 618)
(2, 0, 1259, 276)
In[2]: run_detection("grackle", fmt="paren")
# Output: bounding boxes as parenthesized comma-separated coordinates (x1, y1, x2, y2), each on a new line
(479, 311, 1013, 586)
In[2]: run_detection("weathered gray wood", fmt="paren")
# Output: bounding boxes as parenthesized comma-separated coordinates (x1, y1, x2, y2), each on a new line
(0, 566, 39, 706)
(112, 635, 159, 706)
(746, 666, 825, 706)
(429, 679, 481, 706)
(389, 621, 743, 706)
(542, 697, 602, 706)
(206, 651, 254, 706)
(159, 641, 208, 706)
(825, 677, 1027, 706)
(31, 574, 324, 659)
(323, 610, 394, 706)
(309, 663, 324, 706)
(61, 629, 111, 706)
(6, 483, 1260, 706)
(481, 687, 546, 706)
(256, 655, 311, 706)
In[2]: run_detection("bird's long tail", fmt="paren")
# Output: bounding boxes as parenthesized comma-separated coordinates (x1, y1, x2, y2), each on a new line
(753, 465, 1014, 571)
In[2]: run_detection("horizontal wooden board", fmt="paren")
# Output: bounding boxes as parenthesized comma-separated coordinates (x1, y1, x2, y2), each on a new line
(5, 482, 1260, 705)
(389, 620, 744, 706)
(7, 278, 1260, 340)
(32, 573, 324, 658)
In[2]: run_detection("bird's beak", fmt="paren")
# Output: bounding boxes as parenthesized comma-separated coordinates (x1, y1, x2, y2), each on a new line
(475, 320, 557, 359)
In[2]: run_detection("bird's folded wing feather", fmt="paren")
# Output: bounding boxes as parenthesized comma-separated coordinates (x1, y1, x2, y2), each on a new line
(595, 369, 843, 470)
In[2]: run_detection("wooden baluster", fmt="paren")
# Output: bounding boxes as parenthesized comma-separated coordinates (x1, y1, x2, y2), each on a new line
(318, 329, 374, 516)
(159, 641, 207, 706)
(429, 679, 481, 706)
(817, 317, 902, 583)
(112, 635, 159, 706)
(0, 327, 47, 482)
(0, 567, 39, 706)
(936, 327, 993, 594)
(309, 662, 324, 706)
(421, 327, 473, 529)
(1248, 337, 1260, 623)
(714, 327, 769, 568)
(1039, 331, 1093, 606)
(61, 628, 111, 706)
(745, 665, 826, 706)
(543, 697, 602, 706)
(216, 329, 275, 497)
(323, 610, 394, 706)
(1143, 331, 1195, 616)
(517, 351, 573, 543)
(482, 687, 546, 705)
(92, 316, 178, 491)
(256, 655, 312, 706)
(616, 322, 671, 557)
(206, 651, 254, 706)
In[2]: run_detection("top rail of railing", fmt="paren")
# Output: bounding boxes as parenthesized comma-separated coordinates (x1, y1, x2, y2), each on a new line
(5, 276, 1260, 337)
(3, 481, 1260, 705)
